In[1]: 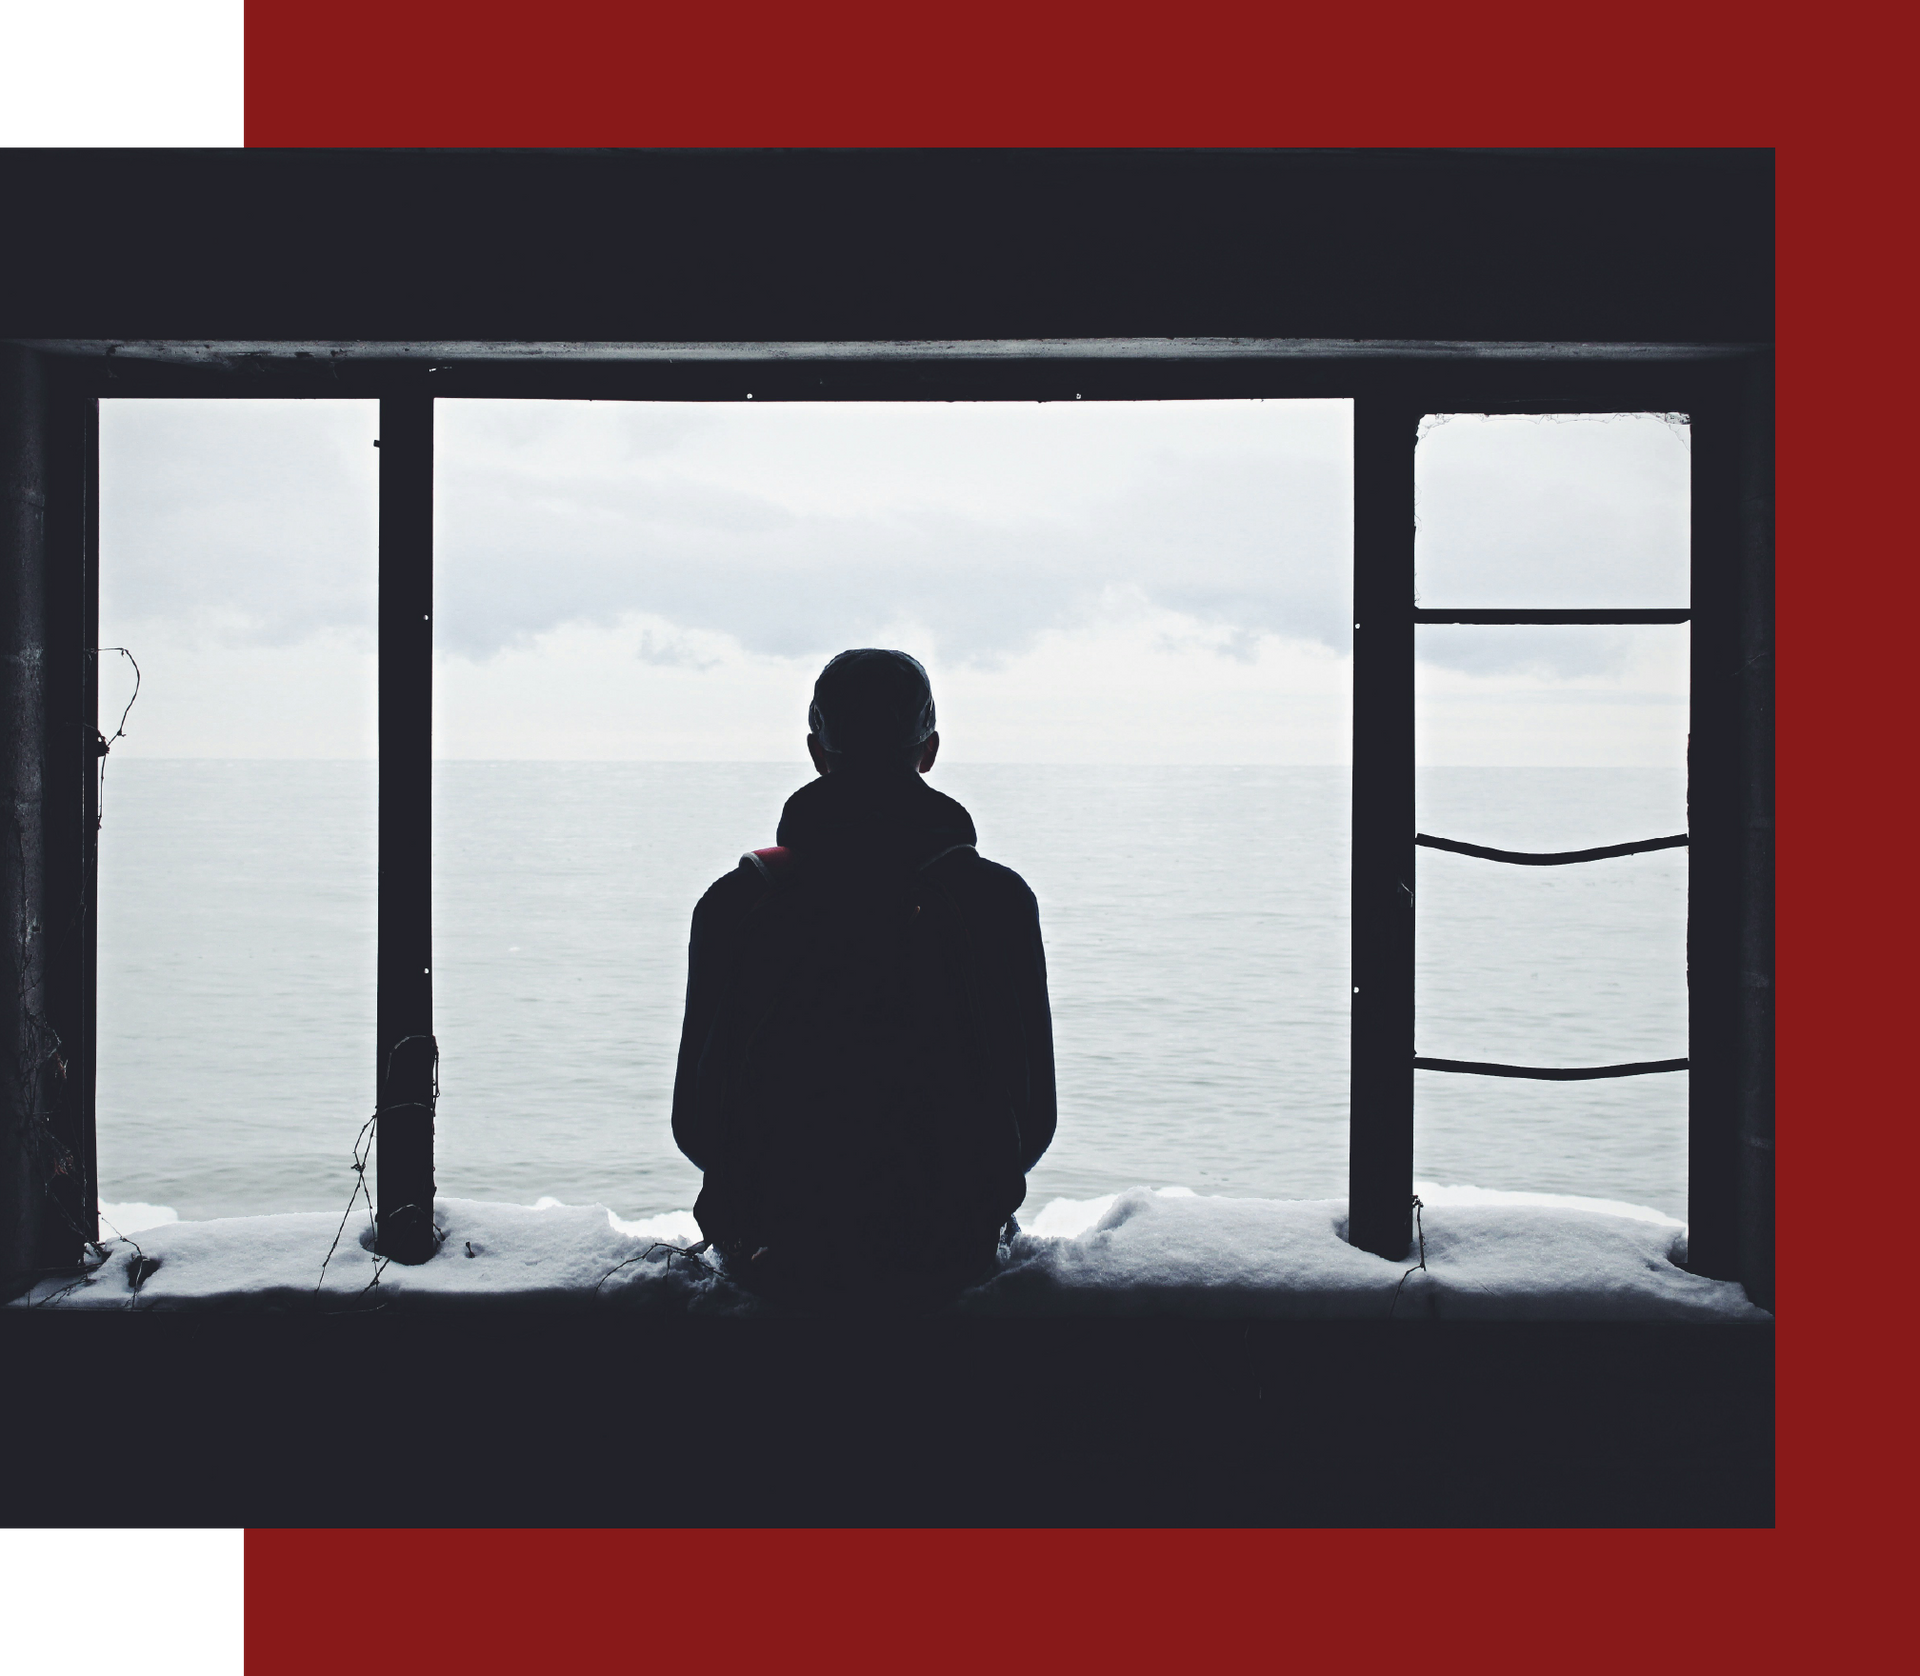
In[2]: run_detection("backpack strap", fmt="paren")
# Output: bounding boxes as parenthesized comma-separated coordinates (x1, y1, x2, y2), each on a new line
(918, 843, 978, 872)
(741, 845, 795, 885)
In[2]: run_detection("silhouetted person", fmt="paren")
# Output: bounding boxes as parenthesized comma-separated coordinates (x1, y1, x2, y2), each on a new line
(671, 649, 1056, 1311)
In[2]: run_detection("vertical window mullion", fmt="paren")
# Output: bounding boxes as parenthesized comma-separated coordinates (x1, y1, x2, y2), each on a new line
(70, 388, 101, 1249)
(375, 392, 438, 1263)
(1348, 398, 1419, 1261)
(1684, 379, 1771, 1301)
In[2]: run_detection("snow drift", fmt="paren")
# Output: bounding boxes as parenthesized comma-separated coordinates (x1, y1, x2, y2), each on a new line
(14, 1181, 1766, 1321)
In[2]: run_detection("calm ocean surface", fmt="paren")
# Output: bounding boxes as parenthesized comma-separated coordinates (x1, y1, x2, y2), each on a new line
(95, 761, 1690, 1225)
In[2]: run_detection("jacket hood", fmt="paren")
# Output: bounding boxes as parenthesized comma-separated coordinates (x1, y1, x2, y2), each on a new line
(775, 770, 976, 870)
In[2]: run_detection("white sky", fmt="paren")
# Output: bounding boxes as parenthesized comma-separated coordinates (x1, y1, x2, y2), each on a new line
(98, 398, 1690, 765)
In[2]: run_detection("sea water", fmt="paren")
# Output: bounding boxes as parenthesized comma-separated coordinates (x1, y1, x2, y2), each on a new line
(95, 761, 1689, 1226)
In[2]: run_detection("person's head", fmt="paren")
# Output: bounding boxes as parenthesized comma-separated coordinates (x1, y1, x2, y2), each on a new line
(807, 649, 940, 777)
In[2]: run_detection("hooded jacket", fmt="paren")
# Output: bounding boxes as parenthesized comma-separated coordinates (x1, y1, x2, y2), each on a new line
(670, 768, 1056, 1283)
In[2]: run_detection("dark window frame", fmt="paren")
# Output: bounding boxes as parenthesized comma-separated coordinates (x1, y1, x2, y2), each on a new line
(19, 338, 1773, 1306)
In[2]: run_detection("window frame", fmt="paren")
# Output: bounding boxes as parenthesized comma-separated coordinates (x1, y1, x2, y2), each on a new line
(25, 340, 1773, 1304)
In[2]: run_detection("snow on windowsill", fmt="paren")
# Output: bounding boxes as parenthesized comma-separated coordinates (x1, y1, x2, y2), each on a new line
(14, 1183, 1767, 1321)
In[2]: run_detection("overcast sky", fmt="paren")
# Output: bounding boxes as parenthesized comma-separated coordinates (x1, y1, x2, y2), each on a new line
(98, 398, 1689, 765)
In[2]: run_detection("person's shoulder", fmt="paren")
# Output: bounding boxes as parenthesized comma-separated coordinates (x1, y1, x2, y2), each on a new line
(693, 854, 778, 919)
(930, 847, 1039, 913)
(971, 853, 1034, 896)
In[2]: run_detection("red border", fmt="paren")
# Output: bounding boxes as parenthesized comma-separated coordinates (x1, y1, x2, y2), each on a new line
(1774, 84, 1907, 1619)
(235, 0, 1910, 1660)
(243, 0, 1781, 149)
(249, 1527, 1810, 1668)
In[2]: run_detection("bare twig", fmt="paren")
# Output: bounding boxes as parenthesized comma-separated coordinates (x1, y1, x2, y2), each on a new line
(594, 1239, 714, 1296)
(1386, 1195, 1429, 1320)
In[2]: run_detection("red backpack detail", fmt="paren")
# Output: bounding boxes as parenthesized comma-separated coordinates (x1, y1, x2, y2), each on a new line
(742, 845, 793, 883)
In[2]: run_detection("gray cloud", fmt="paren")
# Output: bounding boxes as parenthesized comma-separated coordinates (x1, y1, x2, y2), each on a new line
(433, 442, 1353, 666)
(98, 401, 1689, 689)
(101, 399, 379, 644)
(1414, 624, 1685, 681)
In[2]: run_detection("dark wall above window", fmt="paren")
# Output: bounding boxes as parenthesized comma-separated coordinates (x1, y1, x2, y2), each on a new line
(0, 149, 1772, 346)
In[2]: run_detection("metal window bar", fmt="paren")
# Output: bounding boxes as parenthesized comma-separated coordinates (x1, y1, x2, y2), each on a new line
(1413, 608, 1691, 625)
(1414, 1056, 1690, 1081)
(1414, 832, 1688, 866)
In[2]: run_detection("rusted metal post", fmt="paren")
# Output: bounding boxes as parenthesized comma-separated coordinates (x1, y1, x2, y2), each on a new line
(375, 392, 438, 1263)
(1348, 398, 1419, 1261)
(42, 375, 101, 1254)
(0, 342, 59, 1295)
(1, 345, 99, 1295)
